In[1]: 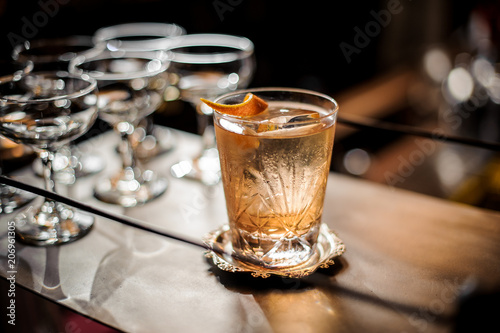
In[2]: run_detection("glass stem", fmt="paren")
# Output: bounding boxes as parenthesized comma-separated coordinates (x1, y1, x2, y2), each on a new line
(117, 122, 138, 170)
(38, 149, 62, 231)
(39, 150, 57, 194)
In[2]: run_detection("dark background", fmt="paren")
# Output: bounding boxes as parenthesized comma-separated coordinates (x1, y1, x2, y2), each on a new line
(0, 0, 476, 95)
(2, 0, 497, 183)
(1, 3, 499, 331)
(0, 0, 489, 183)
(0, 0, 492, 174)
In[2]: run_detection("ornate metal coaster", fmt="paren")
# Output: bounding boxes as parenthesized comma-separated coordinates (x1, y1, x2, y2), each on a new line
(203, 223, 345, 278)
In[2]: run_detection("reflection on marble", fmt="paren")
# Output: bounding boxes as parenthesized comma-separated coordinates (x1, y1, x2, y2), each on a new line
(1, 128, 500, 333)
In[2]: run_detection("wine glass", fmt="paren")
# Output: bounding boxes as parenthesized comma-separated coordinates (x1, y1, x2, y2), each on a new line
(92, 22, 185, 160)
(12, 36, 106, 183)
(69, 49, 169, 207)
(0, 59, 36, 214)
(0, 71, 99, 245)
(167, 34, 255, 186)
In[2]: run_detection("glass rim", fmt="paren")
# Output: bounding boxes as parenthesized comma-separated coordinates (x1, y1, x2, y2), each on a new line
(69, 49, 169, 81)
(165, 34, 254, 64)
(0, 71, 97, 104)
(213, 87, 339, 125)
(93, 22, 186, 52)
(12, 35, 97, 64)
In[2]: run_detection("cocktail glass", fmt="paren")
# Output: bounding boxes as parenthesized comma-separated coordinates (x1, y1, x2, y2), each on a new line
(0, 71, 99, 245)
(70, 49, 169, 207)
(168, 34, 255, 186)
(0, 59, 35, 214)
(12, 36, 106, 183)
(212, 88, 338, 268)
(92, 22, 186, 159)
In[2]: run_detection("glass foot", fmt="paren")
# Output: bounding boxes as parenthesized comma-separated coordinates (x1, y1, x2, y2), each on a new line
(94, 168, 168, 207)
(170, 148, 221, 186)
(14, 202, 94, 246)
(33, 150, 106, 184)
(0, 185, 36, 215)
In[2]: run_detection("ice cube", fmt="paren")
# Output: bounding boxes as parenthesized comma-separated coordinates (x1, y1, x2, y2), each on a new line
(268, 110, 320, 125)
(287, 112, 320, 123)
(257, 110, 321, 133)
(268, 116, 290, 124)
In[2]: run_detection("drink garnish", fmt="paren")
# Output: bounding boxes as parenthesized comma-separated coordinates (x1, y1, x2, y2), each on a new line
(200, 93, 268, 117)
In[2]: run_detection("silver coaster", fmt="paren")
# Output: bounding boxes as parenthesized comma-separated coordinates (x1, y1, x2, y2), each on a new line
(203, 223, 345, 278)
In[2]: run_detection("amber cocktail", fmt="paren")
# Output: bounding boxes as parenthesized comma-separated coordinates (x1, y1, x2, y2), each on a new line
(212, 88, 338, 268)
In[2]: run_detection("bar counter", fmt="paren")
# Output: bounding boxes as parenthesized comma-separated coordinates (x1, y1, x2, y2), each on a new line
(1, 127, 500, 333)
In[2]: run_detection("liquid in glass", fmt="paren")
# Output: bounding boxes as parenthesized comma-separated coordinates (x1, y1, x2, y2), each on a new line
(214, 91, 337, 268)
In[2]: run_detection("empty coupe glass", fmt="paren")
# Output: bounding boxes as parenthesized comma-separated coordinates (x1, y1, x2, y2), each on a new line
(70, 49, 169, 207)
(0, 71, 99, 245)
(167, 34, 255, 186)
(0, 59, 35, 214)
(93, 22, 185, 159)
(12, 36, 106, 183)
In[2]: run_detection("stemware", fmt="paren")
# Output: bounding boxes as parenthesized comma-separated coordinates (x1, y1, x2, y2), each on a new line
(12, 36, 106, 183)
(93, 22, 185, 160)
(0, 59, 36, 214)
(0, 71, 99, 245)
(167, 34, 255, 186)
(70, 49, 169, 207)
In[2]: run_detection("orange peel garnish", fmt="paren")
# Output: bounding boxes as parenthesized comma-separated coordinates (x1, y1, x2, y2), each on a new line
(200, 93, 268, 117)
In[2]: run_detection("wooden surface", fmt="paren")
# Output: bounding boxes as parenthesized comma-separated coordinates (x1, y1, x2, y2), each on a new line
(1, 128, 499, 333)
